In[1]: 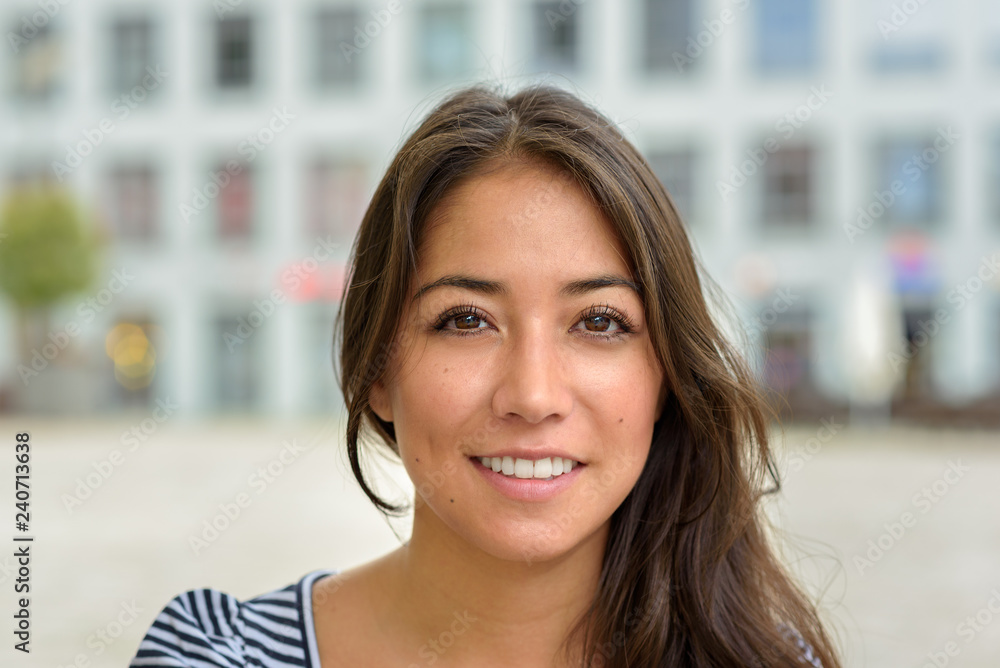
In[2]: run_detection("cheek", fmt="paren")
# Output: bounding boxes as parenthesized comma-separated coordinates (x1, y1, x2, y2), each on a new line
(593, 371, 662, 478)
(391, 358, 492, 456)
(589, 358, 662, 426)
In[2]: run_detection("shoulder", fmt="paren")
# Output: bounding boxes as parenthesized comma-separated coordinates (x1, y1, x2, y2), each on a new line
(129, 570, 332, 668)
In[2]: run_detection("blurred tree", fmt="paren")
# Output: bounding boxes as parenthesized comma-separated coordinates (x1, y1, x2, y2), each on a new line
(0, 187, 101, 365)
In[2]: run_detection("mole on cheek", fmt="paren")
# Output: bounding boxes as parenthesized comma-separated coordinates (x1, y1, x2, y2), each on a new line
(619, 418, 624, 423)
(415, 458, 420, 463)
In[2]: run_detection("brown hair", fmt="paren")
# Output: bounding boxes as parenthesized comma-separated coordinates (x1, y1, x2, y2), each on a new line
(333, 83, 841, 667)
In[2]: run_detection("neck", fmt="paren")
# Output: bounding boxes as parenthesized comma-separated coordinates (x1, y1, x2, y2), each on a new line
(376, 504, 609, 667)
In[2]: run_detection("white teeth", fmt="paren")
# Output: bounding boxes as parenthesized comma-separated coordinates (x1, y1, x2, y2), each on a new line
(501, 456, 514, 476)
(513, 458, 533, 478)
(533, 457, 552, 479)
(477, 454, 580, 480)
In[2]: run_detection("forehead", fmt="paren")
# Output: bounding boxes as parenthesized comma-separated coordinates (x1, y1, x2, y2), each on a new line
(415, 160, 630, 278)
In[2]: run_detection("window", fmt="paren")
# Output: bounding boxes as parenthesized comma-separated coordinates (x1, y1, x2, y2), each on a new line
(760, 145, 813, 228)
(11, 22, 61, 102)
(993, 6, 1000, 67)
(992, 136, 1000, 224)
(869, 0, 947, 73)
(755, 0, 818, 74)
(871, 45, 945, 72)
(897, 307, 937, 402)
(875, 136, 945, 228)
(647, 148, 697, 223)
(305, 160, 367, 244)
(106, 165, 159, 243)
(643, 0, 694, 73)
(305, 305, 341, 414)
(315, 7, 361, 88)
(216, 16, 254, 88)
(217, 166, 254, 241)
(761, 307, 816, 411)
(214, 314, 260, 411)
(531, 1, 579, 74)
(418, 4, 472, 82)
(111, 16, 155, 94)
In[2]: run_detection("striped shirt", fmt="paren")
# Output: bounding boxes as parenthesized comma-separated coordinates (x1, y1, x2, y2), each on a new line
(130, 568, 822, 667)
(129, 569, 335, 668)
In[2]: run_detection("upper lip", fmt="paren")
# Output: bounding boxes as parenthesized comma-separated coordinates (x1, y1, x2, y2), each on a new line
(470, 449, 585, 464)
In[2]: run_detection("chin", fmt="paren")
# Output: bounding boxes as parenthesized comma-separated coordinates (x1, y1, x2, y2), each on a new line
(458, 514, 608, 567)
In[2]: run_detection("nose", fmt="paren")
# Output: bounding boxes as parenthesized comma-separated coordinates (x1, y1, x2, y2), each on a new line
(491, 324, 574, 424)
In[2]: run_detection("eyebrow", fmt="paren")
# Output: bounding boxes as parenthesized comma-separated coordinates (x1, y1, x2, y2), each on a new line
(411, 274, 642, 302)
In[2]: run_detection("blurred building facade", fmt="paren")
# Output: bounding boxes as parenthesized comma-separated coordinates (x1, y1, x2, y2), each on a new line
(0, 0, 998, 424)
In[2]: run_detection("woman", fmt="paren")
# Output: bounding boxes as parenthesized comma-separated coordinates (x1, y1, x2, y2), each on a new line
(130, 84, 841, 667)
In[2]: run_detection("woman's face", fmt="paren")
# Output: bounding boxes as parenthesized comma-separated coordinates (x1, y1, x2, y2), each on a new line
(369, 160, 667, 564)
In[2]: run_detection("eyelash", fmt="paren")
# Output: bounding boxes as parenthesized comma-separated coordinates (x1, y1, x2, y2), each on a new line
(431, 302, 636, 341)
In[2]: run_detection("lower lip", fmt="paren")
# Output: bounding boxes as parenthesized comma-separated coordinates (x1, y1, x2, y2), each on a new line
(470, 457, 584, 502)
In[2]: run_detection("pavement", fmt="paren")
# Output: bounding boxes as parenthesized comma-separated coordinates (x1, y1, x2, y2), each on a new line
(0, 415, 997, 667)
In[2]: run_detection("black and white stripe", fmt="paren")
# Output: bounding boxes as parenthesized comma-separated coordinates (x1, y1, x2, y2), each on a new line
(131, 569, 821, 667)
(130, 570, 334, 668)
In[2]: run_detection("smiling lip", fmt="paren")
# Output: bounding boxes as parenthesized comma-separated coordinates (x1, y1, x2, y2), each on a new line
(469, 450, 584, 463)
(470, 457, 584, 502)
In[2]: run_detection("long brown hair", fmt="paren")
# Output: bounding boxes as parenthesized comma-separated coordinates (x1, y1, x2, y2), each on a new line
(333, 83, 842, 667)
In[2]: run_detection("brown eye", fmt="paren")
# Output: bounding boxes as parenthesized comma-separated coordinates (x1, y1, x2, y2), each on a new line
(574, 304, 635, 340)
(584, 315, 615, 332)
(433, 305, 491, 336)
(454, 314, 483, 330)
